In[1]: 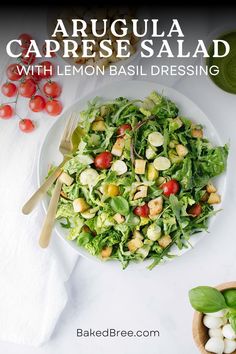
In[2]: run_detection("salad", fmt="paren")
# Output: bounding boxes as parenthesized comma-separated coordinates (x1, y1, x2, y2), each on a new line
(53, 91, 228, 269)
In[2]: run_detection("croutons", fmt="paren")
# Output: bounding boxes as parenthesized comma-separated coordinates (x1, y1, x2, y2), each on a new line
(147, 163, 159, 181)
(59, 172, 74, 186)
(191, 129, 203, 138)
(91, 120, 106, 131)
(207, 193, 221, 204)
(135, 159, 146, 174)
(176, 144, 188, 157)
(207, 183, 217, 194)
(113, 213, 125, 224)
(101, 246, 113, 259)
(73, 198, 89, 212)
(148, 197, 163, 216)
(133, 230, 144, 240)
(111, 138, 125, 157)
(158, 235, 172, 248)
(127, 238, 143, 252)
(133, 185, 148, 200)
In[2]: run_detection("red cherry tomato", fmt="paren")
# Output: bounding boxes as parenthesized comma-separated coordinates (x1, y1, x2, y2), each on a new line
(1, 82, 17, 97)
(18, 33, 32, 48)
(133, 204, 149, 218)
(42, 43, 56, 57)
(38, 61, 54, 79)
(161, 179, 180, 197)
(21, 48, 36, 65)
(6, 64, 23, 81)
(94, 152, 113, 169)
(19, 119, 35, 133)
(43, 81, 61, 98)
(45, 99, 62, 116)
(19, 79, 36, 98)
(26, 73, 41, 83)
(29, 95, 46, 112)
(188, 203, 202, 217)
(117, 123, 132, 136)
(0, 105, 13, 119)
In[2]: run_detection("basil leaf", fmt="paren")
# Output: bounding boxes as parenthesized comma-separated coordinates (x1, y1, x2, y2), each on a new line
(110, 196, 129, 216)
(189, 286, 227, 313)
(229, 315, 236, 333)
(223, 289, 236, 308)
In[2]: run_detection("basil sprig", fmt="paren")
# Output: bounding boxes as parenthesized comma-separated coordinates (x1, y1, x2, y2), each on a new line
(189, 286, 236, 333)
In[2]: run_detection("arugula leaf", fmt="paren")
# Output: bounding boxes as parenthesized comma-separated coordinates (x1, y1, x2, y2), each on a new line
(195, 145, 228, 179)
(189, 286, 227, 312)
(173, 157, 193, 190)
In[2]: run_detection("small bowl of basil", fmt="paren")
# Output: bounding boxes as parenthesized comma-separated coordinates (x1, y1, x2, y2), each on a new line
(190, 282, 236, 354)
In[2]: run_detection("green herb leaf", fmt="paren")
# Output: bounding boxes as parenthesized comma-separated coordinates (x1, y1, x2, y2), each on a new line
(189, 286, 227, 313)
(223, 289, 236, 308)
(110, 196, 129, 216)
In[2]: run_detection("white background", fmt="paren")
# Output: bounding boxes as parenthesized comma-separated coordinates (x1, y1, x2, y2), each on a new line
(0, 6, 236, 354)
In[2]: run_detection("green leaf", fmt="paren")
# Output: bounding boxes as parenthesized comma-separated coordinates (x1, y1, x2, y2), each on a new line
(223, 289, 236, 308)
(229, 315, 236, 333)
(173, 157, 193, 190)
(110, 196, 129, 216)
(189, 286, 227, 312)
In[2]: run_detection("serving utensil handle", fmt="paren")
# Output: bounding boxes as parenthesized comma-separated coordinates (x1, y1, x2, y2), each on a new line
(38, 178, 63, 249)
(22, 158, 67, 215)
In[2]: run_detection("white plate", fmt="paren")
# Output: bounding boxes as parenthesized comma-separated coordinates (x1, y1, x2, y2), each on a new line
(38, 80, 227, 269)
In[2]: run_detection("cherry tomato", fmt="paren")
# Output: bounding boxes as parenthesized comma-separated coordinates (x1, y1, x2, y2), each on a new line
(29, 95, 46, 112)
(38, 61, 54, 79)
(117, 123, 132, 136)
(133, 204, 149, 217)
(161, 179, 180, 197)
(188, 203, 202, 217)
(6, 64, 23, 81)
(43, 81, 61, 98)
(19, 119, 35, 133)
(45, 99, 62, 116)
(26, 73, 41, 83)
(42, 43, 56, 57)
(1, 82, 17, 97)
(19, 79, 36, 98)
(18, 33, 32, 48)
(0, 105, 13, 119)
(20, 48, 36, 65)
(94, 151, 113, 169)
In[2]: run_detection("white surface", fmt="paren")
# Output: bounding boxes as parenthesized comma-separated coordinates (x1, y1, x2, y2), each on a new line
(38, 80, 226, 268)
(0, 7, 236, 354)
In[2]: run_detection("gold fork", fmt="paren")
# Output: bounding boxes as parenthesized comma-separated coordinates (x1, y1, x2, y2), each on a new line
(22, 113, 78, 215)
(38, 113, 79, 248)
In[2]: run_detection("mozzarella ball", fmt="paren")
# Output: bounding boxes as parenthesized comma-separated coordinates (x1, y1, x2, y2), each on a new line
(205, 337, 224, 354)
(203, 315, 224, 329)
(222, 324, 236, 340)
(209, 328, 224, 338)
(224, 339, 236, 354)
